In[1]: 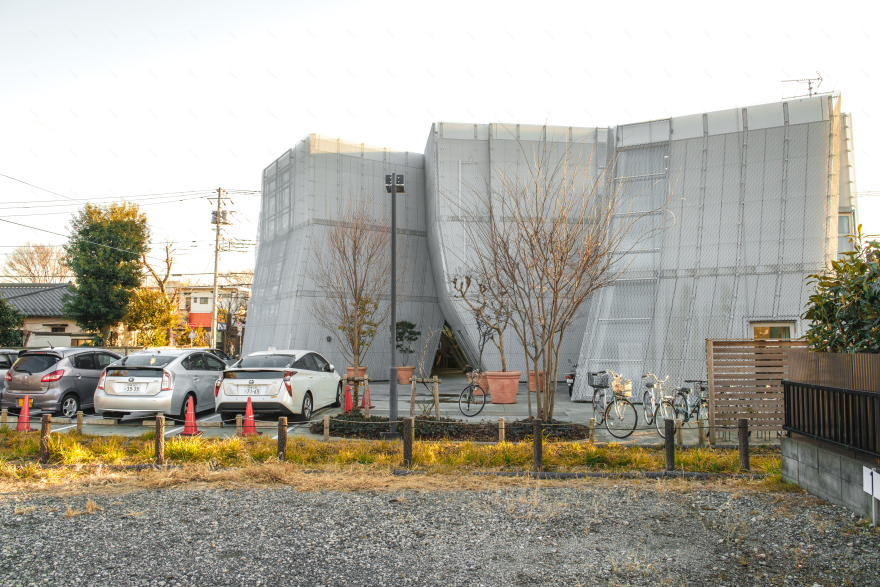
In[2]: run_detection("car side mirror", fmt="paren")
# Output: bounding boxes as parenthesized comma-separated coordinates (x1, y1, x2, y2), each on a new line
(328, 364, 335, 373)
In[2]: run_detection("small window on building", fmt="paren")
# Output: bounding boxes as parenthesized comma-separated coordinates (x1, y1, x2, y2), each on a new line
(51, 326, 65, 333)
(185, 295, 192, 312)
(751, 322, 795, 340)
(838, 214, 852, 235)
(201, 297, 209, 304)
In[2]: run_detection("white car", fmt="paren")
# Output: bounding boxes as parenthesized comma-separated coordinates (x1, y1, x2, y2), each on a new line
(214, 349, 342, 421)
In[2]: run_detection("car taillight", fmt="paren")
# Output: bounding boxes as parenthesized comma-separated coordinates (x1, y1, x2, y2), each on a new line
(283, 370, 297, 396)
(41, 370, 64, 383)
(97, 371, 106, 390)
(161, 369, 173, 391)
(4, 371, 10, 382)
(214, 374, 224, 397)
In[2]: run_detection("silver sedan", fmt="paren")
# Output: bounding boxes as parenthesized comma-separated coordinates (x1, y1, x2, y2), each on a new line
(94, 349, 226, 420)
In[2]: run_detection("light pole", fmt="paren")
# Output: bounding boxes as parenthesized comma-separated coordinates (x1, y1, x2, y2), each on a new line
(385, 173, 404, 438)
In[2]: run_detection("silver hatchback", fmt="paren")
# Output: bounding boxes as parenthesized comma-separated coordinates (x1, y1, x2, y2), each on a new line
(94, 349, 226, 420)
(2, 348, 122, 417)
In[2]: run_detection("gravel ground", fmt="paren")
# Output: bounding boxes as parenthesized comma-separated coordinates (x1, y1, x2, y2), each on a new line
(1, 481, 877, 587)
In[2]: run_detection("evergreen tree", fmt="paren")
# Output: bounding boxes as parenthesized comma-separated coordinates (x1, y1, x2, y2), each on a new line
(0, 298, 24, 346)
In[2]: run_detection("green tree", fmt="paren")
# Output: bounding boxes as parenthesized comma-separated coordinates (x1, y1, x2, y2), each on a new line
(395, 320, 421, 366)
(0, 298, 24, 346)
(63, 203, 150, 342)
(803, 227, 880, 353)
(126, 288, 177, 347)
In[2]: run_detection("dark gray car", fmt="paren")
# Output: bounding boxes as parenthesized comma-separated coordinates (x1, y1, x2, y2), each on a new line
(2, 348, 122, 417)
(0, 349, 22, 393)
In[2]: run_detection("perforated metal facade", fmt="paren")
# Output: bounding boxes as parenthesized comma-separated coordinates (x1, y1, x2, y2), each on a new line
(247, 96, 855, 387)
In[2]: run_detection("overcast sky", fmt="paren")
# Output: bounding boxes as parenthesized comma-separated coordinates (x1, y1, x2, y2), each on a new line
(1, 0, 877, 282)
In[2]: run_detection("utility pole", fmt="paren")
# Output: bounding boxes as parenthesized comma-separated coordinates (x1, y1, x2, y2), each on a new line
(211, 187, 223, 349)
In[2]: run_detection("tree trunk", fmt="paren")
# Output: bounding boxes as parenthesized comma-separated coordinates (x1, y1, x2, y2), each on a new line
(99, 324, 112, 346)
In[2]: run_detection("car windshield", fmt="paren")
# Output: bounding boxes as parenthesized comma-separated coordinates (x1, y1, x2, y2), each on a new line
(13, 354, 60, 373)
(112, 354, 177, 368)
(238, 354, 296, 369)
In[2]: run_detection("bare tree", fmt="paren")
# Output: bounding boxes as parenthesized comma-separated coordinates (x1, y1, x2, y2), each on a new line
(141, 241, 183, 344)
(218, 288, 249, 356)
(309, 200, 403, 407)
(454, 125, 671, 420)
(220, 268, 254, 287)
(4, 243, 71, 283)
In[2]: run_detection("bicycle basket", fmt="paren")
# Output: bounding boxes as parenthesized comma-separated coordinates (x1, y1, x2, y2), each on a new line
(587, 372, 610, 389)
(612, 377, 633, 397)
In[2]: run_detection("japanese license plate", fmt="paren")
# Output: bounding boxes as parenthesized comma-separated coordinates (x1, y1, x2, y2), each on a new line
(18, 398, 33, 408)
(243, 386, 262, 395)
(123, 385, 143, 394)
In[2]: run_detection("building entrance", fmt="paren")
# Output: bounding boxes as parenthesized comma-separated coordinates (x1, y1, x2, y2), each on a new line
(431, 323, 469, 375)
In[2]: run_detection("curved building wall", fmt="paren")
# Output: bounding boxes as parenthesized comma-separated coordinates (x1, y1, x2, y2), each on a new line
(245, 135, 445, 375)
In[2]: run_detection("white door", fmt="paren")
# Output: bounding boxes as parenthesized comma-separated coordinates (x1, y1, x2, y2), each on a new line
(310, 353, 334, 408)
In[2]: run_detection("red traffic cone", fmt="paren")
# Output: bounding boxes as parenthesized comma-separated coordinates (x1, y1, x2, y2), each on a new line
(179, 396, 202, 437)
(343, 385, 353, 413)
(15, 395, 33, 432)
(242, 397, 260, 436)
(360, 381, 374, 409)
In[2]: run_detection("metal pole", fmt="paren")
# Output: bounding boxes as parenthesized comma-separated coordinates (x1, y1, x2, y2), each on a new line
(211, 187, 222, 349)
(389, 175, 398, 435)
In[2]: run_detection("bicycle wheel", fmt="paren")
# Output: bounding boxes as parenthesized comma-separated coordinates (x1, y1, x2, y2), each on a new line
(654, 400, 676, 438)
(642, 388, 656, 426)
(592, 389, 607, 425)
(673, 393, 692, 427)
(458, 384, 486, 417)
(604, 398, 638, 439)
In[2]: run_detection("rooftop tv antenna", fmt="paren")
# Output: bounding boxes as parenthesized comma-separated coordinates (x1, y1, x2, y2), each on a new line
(782, 72, 823, 98)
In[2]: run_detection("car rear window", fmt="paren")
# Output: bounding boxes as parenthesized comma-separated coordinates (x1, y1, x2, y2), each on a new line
(238, 354, 296, 369)
(112, 355, 177, 368)
(224, 370, 287, 380)
(13, 354, 60, 373)
(106, 368, 166, 378)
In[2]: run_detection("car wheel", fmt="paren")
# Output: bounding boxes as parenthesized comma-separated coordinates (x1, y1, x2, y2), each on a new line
(332, 383, 343, 407)
(178, 394, 196, 423)
(294, 392, 313, 422)
(59, 394, 80, 418)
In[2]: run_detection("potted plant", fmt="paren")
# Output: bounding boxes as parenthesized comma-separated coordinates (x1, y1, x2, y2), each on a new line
(395, 320, 420, 384)
(452, 277, 521, 404)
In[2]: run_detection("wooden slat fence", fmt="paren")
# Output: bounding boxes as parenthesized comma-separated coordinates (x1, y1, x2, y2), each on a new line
(706, 339, 808, 443)
(788, 351, 880, 392)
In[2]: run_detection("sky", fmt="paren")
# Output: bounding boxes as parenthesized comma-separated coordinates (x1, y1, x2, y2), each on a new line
(1, 0, 878, 283)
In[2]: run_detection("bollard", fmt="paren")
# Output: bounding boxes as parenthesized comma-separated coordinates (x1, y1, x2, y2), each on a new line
(39, 414, 51, 464)
(155, 414, 165, 465)
(277, 417, 287, 461)
(0, 408, 7, 429)
(235, 414, 243, 436)
(675, 419, 683, 446)
(498, 417, 505, 443)
(76, 411, 83, 434)
(738, 418, 750, 471)
(533, 419, 543, 473)
(402, 417, 413, 468)
(697, 420, 705, 446)
(589, 417, 596, 442)
(664, 419, 675, 472)
(323, 415, 330, 442)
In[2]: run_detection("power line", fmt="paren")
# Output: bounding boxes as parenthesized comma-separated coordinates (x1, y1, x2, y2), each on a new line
(0, 194, 211, 216)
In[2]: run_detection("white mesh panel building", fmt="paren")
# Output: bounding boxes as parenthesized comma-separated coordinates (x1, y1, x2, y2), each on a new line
(246, 96, 857, 387)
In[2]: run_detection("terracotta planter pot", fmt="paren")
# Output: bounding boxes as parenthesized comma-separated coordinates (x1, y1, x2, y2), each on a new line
(483, 371, 522, 404)
(397, 366, 416, 384)
(527, 370, 545, 392)
(345, 366, 367, 379)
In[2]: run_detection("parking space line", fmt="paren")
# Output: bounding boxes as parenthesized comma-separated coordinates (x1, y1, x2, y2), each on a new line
(271, 426, 294, 440)
(165, 427, 183, 436)
(52, 424, 76, 433)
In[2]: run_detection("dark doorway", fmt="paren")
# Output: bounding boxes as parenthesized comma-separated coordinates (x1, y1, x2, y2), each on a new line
(431, 322, 469, 375)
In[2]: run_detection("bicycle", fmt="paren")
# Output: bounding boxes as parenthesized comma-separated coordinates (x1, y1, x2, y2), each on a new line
(458, 370, 487, 417)
(603, 370, 638, 439)
(654, 381, 708, 439)
(639, 373, 670, 426)
(588, 371, 611, 425)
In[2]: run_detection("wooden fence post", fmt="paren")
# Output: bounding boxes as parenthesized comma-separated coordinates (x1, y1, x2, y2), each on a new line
(403, 417, 413, 468)
(76, 411, 83, 434)
(364, 377, 371, 418)
(675, 420, 683, 446)
(664, 419, 675, 472)
(341, 376, 348, 415)
(39, 414, 51, 463)
(697, 420, 705, 446)
(432, 376, 440, 420)
(235, 414, 242, 436)
(706, 339, 716, 445)
(533, 419, 543, 473)
(498, 417, 505, 443)
(155, 414, 165, 465)
(1, 408, 7, 429)
(409, 378, 417, 418)
(323, 415, 330, 441)
(277, 417, 287, 461)
(738, 418, 750, 471)
(589, 418, 596, 442)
